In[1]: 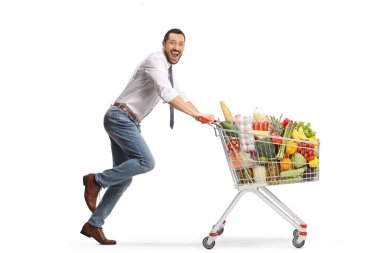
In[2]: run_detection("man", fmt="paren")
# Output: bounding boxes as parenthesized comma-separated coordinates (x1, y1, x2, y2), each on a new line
(80, 28, 215, 245)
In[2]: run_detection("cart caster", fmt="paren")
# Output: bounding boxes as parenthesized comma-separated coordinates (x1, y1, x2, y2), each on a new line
(202, 237, 216, 250)
(292, 236, 305, 248)
(293, 229, 299, 237)
(217, 227, 224, 235)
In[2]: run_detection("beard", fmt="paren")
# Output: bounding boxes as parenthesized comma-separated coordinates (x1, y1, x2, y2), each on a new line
(164, 50, 182, 64)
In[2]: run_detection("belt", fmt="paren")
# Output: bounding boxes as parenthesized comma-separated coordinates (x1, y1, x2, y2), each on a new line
(113, 102, 141, 124)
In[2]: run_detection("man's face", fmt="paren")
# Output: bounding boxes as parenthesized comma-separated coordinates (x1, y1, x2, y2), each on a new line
(163, 33, 185, 64)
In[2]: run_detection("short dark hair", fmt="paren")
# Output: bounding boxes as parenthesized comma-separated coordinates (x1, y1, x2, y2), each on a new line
(163, 28, 186, 43)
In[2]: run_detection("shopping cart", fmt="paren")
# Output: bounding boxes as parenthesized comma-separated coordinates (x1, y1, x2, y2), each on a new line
(201, 119, 319, 249)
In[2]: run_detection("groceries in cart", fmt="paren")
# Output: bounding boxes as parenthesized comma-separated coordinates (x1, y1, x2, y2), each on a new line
(219, 101, 319, 187)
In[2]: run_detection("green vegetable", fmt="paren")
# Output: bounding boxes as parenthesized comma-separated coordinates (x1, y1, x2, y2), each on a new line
(237, 151, 253, 168)
(291, 152, 307, 169)
(280, 176, 302, 184)
(220, 121, 239, 138)
(303, 123, 316, 138)
(280, 167, 305, 178)
(259, 156, 268, 165)
(297, 121, 316, 138)
(276, 121, 297, 159)
(255, 137, 276, 158)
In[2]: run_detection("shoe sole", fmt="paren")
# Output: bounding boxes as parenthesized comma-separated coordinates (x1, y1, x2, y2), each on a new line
(80, 230, 116, 245)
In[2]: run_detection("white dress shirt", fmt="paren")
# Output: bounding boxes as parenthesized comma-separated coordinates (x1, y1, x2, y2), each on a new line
(114, 50, 189, 121)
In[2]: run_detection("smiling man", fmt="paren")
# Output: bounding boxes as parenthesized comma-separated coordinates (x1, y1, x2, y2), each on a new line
(80, 28, 215, 245)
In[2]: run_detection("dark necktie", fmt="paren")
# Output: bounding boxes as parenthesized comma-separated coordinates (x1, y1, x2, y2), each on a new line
(168, 66, 174, 129)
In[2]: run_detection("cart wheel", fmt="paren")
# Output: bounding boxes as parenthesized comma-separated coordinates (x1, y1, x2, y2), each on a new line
(293, 229, 299, 237)
(217, 227, 224, 235)
(292, 236, 305, 248)
(202, 237, 216, 250)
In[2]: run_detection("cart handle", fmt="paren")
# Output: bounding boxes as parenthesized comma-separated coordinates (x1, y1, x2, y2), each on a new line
(198, 117, 222, 137)
(198, 116, 217, 124)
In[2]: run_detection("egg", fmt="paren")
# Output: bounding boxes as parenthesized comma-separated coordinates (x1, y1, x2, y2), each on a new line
(240, 144, 248, 152)
(244, 125, 252, 132)
(242, 116, 251, 125)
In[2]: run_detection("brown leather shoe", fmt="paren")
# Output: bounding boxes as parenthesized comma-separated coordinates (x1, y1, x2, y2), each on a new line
(83, 173, 101, 213)
(80, 222, 116, 245)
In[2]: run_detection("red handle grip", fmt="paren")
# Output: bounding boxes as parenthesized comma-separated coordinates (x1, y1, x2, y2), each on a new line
(198, 117, 218, 124)
(198, 116, 211, 124)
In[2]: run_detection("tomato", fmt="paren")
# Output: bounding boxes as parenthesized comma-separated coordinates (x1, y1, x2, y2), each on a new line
(227, 139, 239, 152)
(270, 132, 282, 144)
(297, 146, 301, 152)
(263, 121, 269, 131)
(253, 122, 260, 130)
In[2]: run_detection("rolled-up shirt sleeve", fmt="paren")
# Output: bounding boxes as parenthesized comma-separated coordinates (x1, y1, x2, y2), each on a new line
(145, 57, 178, 103)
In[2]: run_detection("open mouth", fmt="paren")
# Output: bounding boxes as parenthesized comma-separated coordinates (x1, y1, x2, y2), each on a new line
(170, 51, 180, 61)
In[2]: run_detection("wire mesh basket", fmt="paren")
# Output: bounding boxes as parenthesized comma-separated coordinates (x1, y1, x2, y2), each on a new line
(213, 123, 319, 189)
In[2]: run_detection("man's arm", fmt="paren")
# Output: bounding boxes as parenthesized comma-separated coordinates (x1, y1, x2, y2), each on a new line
(186, 101, 199, 113)
(169, 96, 214, 122)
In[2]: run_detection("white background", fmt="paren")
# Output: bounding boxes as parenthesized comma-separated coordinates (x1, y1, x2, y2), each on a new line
(1, 0, 379, 252)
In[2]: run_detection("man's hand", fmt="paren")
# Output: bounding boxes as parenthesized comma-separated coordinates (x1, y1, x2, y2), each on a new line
(195, 113, 215, 123)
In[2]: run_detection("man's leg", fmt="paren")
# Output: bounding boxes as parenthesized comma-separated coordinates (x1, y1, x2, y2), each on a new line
(89, 177, 133, 227)
(89, 137, 132, 227)
(96, 107, 155, 188)
(81, 107, 155, 244)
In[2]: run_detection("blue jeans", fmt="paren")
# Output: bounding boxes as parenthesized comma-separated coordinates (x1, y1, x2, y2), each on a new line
(88, 106, 155, 227)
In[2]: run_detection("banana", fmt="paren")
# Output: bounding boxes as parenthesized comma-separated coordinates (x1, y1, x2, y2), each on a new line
(291, 129, 301, 140)
(308, 136, 319, 144)
(297, 127, 308, 140)
(308, 136, 319, 148)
